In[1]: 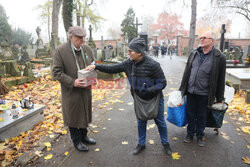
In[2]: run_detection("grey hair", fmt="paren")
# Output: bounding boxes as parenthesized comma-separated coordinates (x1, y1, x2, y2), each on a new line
(67, 32, 73, 39)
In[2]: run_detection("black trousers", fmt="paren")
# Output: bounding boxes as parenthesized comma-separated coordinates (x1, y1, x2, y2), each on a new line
(69, 127, 88, 145)
(186, 92, 208, 138)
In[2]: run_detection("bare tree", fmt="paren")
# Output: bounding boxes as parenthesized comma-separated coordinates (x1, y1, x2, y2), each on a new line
(188, 0, 197, 55)
(211, 0, 250, 21)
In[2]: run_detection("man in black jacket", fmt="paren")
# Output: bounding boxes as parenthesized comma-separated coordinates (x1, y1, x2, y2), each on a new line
(179, 31, 226, 147)
(85, 37, 172, 155)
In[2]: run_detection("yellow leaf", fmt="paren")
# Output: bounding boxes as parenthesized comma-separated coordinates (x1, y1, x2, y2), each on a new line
(93, 130, 99, 133)
(242, 157, 250, 165)
(48, 131, 53, 134)
(241, 126, 250, 134)
(119, 108, 124, 111)
(102, 127, 106, 130)
(61, 130, 67, 134)
(247, 145, 250, 149)
(0, 117, 4, 122)
(172, 152, 181, 160)
(127, 102, 133, 105)
(44, 142, 51, 147)
(64, 151, 69, 156)
(94, 148, 100, 152)
(108, 118, 111, 120)
(172, 137, 178, 141)
(44, 154, 53, 160)
(122, 141, 128, 145)
(47, 147, 51, 151)
(148, 139, 154, 145)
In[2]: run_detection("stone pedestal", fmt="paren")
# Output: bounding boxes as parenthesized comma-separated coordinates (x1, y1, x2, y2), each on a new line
(0, 101, 45, 141)
(4, 60, 21, 77)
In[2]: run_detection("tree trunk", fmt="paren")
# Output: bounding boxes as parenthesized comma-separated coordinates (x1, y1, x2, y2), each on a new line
(62, 0, 73, 33)
(188, 0, 197, 55)
(48, 5, 51, 42)
(51, 0, 62, 55)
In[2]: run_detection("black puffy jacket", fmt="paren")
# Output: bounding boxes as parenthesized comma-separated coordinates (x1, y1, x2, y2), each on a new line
(95, 55, 167, 100)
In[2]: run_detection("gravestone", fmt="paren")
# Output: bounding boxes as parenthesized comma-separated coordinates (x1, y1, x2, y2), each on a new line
(20, 46, 30, 65)
(23, 62, 34, 79)
(234, 47, 242, 63)
(5, 60, 21, 77)
(243, 45, 250, 65)
(0, 100, 45, 141)
(0, 61, 4, 77)
(226, 68, 250, 89)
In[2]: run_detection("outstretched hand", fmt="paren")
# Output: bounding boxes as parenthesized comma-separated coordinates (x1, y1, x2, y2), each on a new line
(85, 65, 96, 71)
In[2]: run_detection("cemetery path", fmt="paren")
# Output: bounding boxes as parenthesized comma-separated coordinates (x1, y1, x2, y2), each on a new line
(34, 55, 249, 167)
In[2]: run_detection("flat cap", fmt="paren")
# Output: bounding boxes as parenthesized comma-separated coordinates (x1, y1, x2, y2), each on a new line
(68, 26, 86, 37)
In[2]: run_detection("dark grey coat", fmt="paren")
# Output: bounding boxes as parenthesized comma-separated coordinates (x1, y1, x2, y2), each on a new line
(52, 42, 94, 128)
(179, 47, 226, 107)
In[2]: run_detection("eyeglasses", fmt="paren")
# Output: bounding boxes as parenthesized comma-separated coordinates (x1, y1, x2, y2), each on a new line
(199, 37, 213, 40)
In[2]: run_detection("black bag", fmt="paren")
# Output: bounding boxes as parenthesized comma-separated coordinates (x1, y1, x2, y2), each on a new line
(206, 103, 228, 128)
(133, 92, 161, 120)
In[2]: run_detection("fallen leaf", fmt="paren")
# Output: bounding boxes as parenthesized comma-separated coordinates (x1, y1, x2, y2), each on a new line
(241, 126, 250, 134)
(94, 148, 100, 152)
(47, 147, 51, 151)
(119, 108, 125, 111)
(172, 137, 178, 141)
(0, 117, 4, 122)
(44, 142, 51, 147)
(108, 118, 111, 120)
(172, 152, 181, 160)
(247, 145, 250, 149)
(93, 130, 99, 133)
(61, 130, 67, 134)
(102, 127, 106, 130)
(148, 139, 154, 145)
(122, 141, 128, 145)
(242, 157, 250, 165)
(35, 151, 43, 157)
(64, 151, 69, 156)
(223, 120, 228, 124)
(127, 102, 133, 105)
(49, 134, 55, 138)
(44, 154, 53, 160)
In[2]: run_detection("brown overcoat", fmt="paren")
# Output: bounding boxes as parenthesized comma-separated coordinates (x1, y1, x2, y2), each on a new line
(52, 42, 94, 128)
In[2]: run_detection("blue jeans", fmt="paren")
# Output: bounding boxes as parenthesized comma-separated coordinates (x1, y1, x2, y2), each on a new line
(137, 98, 169, 146)
(186, 92, 208, 138)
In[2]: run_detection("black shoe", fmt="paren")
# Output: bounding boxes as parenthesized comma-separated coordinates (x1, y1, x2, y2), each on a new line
(197, 137, 205, 147)
(74, 142, 89, 152)
(82, 136, 96, 145)
(163, 143, 172, 155)
(184, 134, 193, 143)
(133, 144, 145, 155)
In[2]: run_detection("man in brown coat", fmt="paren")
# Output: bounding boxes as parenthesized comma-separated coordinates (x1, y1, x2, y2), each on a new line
(52, 26, 96, 152)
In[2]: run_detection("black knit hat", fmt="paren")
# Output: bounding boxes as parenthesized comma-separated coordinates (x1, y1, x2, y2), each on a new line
(128, 37, 146, 53)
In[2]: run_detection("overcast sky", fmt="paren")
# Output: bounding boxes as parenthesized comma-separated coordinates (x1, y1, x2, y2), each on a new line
(0, 0, 248, 42)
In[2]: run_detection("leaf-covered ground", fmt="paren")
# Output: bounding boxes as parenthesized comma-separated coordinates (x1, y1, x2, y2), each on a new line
(0, 74, 127, 166)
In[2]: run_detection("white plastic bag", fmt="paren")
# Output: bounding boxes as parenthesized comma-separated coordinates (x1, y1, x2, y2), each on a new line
(224, 85, 235, 103)
(167, 91, 184, 107)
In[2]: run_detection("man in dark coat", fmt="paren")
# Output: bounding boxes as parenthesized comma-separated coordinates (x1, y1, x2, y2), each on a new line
(179, 31, 226, 147)
(52, 26, 96, 152)
(85, 37, 172, 155)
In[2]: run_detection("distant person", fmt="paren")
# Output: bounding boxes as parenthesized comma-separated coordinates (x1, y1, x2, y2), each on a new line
(179, 31, 226, 147)
(107, 43, 113, 50)
(85, 37, 172, 155)
(52, 26, 96, 152)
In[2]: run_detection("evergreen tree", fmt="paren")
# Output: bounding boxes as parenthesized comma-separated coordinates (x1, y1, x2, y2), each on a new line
(12, 28, 32, 46)
(0, 4, 12, 43)
(121, 8, 136, 42)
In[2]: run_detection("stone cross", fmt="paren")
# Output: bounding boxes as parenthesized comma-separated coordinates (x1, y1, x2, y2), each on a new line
(135, 17, 142, 36)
